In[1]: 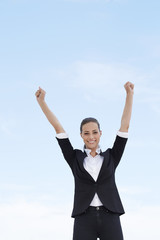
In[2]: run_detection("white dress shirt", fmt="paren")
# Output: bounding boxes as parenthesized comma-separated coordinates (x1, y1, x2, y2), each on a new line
(56, 131, 128, 206)
(83, 147, 104, 206)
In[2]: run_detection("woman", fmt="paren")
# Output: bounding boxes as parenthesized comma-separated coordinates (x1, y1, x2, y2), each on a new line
(35, 81, 134, 240)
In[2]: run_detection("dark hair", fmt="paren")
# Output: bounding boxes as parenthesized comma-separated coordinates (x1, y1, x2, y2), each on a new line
(80, 117, 100, 133)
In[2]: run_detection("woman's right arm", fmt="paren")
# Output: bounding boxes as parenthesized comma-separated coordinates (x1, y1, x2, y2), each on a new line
(35, 87, 65, 134)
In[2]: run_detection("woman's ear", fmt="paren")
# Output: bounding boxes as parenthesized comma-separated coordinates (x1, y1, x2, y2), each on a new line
(100, 130, 102, 136)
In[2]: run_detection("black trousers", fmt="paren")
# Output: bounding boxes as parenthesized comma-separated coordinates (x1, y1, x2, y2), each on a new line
(73, 206, 124, 240)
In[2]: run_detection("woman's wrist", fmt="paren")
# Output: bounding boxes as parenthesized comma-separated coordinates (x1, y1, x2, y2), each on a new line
(126, 91, 134, 96)
(37, 99, 46, 105)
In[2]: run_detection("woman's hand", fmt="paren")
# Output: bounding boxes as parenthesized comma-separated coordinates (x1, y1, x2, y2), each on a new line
(35, 87, 46, 102)
(124, 82, 134, 94)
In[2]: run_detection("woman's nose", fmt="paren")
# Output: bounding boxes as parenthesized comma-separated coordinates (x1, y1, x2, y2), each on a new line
(89, 134, 94, 139)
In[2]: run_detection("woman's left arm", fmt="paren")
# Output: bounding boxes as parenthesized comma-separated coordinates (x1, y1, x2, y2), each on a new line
(119, 82, 134, 132)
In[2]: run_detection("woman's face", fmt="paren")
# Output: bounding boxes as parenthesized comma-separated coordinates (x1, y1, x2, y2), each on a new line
(80, 122, 102, 151)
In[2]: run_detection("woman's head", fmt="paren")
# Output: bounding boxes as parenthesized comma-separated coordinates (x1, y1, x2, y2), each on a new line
(80, 117, 102, 151)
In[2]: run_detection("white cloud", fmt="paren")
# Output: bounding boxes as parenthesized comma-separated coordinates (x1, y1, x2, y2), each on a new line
(70, 61, 138, 88)
(61, 60, 151, 103)
(67, 61, 142, 92)
(122, 205, 160, 240)
(128, 138, 160, 149)
(25, 61, 139, 101)
(151, 104, 160, 115)
(138, 35, 160, 59)
(120, 185, 150, 196)
(0, 200, 73, 240)
(0, 197, 159, 240)
(63, 61, 160, 118)
(0, 116, 13, 136)
(0, 183, 34, 191)
(24, 59, 160, 112)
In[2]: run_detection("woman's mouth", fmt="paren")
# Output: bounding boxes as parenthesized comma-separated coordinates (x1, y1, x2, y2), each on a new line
(88, 140, 96, 144)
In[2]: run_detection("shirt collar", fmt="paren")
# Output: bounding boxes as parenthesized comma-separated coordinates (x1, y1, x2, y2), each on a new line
(84, 146, 101, 156)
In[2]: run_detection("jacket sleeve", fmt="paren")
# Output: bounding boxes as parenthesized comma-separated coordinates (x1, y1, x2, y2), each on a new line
(56, 137, 75, 169)
(110, 135, 128, 169)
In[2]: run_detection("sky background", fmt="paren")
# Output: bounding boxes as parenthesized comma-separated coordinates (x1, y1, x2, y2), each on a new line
(0, 0, 160, 239)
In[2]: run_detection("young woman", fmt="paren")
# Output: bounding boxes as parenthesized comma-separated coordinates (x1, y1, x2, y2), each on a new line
(35, 81, 134, 240)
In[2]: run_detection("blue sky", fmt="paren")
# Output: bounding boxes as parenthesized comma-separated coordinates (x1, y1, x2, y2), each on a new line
(0, 0, 160, 239)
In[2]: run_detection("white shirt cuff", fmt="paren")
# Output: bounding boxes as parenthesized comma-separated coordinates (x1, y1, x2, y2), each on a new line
(117, 131, 128, 138)
(56, 132, 68, 139)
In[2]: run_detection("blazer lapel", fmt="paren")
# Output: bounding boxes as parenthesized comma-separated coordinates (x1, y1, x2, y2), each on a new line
(77, 151, 96, 183)
(97, 150, 112, 181)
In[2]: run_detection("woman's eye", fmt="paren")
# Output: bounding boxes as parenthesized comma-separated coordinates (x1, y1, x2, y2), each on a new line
(93, 132, 98, 134)
(84, 133, 89, 135)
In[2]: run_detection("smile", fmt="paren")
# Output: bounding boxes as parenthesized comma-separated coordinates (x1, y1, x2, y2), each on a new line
(88, 141, 96, 144)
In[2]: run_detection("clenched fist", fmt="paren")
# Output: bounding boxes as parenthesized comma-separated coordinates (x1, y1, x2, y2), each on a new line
(124, 82, 134, 94)
(35, 87, 46, 102)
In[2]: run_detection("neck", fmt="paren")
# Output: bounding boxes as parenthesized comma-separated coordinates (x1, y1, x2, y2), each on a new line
(90, 150, 97, 157)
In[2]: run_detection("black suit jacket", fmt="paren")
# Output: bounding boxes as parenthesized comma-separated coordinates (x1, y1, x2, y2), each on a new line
(56, 135, 127, 218)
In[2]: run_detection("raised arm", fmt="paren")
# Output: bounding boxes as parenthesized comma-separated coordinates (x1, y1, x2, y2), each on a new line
(119, 82, 134, 132)
(35, 87, 65, 134)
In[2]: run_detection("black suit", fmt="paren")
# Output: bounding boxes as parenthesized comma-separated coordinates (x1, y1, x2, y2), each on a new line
(56, 135, 127, 218)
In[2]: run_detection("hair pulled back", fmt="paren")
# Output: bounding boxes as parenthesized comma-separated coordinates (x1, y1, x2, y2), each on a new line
(80, 117, 100, 133)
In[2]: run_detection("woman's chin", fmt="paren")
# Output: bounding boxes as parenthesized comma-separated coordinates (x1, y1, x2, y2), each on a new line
(86, 144, 97, 150)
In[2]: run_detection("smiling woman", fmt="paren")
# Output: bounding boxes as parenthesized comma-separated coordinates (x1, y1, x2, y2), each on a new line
(35, 82, 134, 240)
(80, 119, 102, 157)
